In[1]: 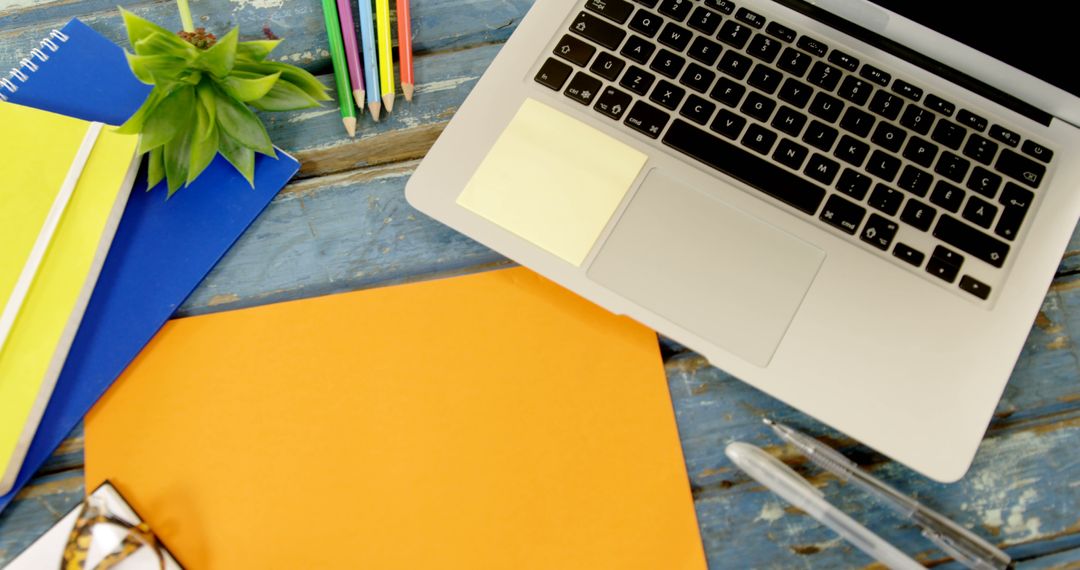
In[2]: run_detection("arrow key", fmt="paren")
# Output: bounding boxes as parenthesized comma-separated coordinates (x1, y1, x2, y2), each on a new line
(594, 86, 633, 120)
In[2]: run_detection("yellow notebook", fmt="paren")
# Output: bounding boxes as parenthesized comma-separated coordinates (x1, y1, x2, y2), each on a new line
(0, 101, 140, 494)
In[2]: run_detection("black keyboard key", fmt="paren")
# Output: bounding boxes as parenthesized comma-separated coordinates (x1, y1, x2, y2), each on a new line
(742, 123, 778, 155)
(735, 7, 766, 28)
(704, 0, 735, 14)
(766, 22, 797, 43)
(866, 150, 901, 182)
(935, 151, 970, 183)
(680, 63, 716, 93)
(995, 182, 1033, 240)
(774, 138, 809, 170)
(868, 91, 903, 121)
(796, 36, 827, 58)
(861, 213, 898, 250)
(900, 199, 936, 231)
(747, 64, 783, 94)
(860, 65, 890, 86)
(871, 121, 906, 152)
(893, 242, 925, 266)
(898, 165, 933, 197)
(805, 153, 840, 185)
(594, 86, 633, 119)
(777, 47, 812, 77)
(663, 119, 827, 213)
(687, 6, 723, 35)
(807, 61, 842, 91)
(892, 79, 923, 101)
(773, 106, 807, 137)
(839, 107, 875, 137)
(835, 135, 869, 167)
(868, 183, 903, 216)
(571, 12, 627, 50)
(957, 109, 987, 132)
(710, 77, 745, 107)
(711, 108, 746, 139)
(586, 0, 635, 23)
(820, 194, 866, 234)
(651, 49, 686, 78)
(554, 35, 596, 66)
(718, 20, 753, 49)
(962, 134, 998, 166)
(934, 215, 1009, 267)
(535, 58, 573, 90)
(932, 245, 964, 268)
(620, 66, 656, 95)
(625, 100, 670, 138)
(838, 76, 873, 106)
(658, 0, 693, 21)
(925, 93, 955, 116)
(903, 136, 938, 168)
(687, 36, 723, 65)
(997, 148, 1045, 188)
(926, 256, 960, 283)
(1021, 139, 1054, 163)
(967, 166, 1002, 198)
(717, 50, 752, 80)
(900, 105, 934, 135)
(633, 0, 659, 6)
(931, 119, 967, 150)
(651, 79, 686, 110)
(809, 92, 844, 123)
(747, 34, 782, 63)
(680, 94, 716, 124)
(930, 180, 965, 212)
(741, 91, 776, 122)
(803, 120, 838, 152)
(590, 52, 627, 81)
(837, 168, 872, 200)
(959, 275, 991, 300)
(621, 35, 656, 64)
(828, 50, 859, 71)
(989, 124, 1020, 147)
(629, 10, 664, 37)
(778, 78, 813, 108)
(658, 22, 693, 51)
(564, 72, 603, 105)
(963, 195, 998, 229)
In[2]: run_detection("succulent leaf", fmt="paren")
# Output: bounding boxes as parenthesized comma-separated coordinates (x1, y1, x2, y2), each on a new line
(212, 83, 276, 157)
(147, 146, 165, 190)
(218, 130, 256, 187)
(137, 85, 195, 154)
(197, 28, 238, 78)
(236, 39, 282, 62)
(249, 79, 322, 111)
(218, 71, 280, 102)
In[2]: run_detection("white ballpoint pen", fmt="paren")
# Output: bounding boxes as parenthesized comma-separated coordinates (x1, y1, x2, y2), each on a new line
(726, 441, 924, 570)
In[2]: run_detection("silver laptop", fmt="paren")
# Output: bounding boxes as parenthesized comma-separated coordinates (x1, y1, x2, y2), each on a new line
(405, 0, 1080, 481)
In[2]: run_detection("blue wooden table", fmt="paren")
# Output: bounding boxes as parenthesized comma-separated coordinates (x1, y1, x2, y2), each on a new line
(1, 1, 1079, 568)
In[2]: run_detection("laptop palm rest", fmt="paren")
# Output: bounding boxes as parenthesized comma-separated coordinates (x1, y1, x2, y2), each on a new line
(587, 170, 826, 367)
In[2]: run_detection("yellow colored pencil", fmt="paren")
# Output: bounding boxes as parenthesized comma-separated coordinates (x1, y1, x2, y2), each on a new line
(375, 0, 396, 113)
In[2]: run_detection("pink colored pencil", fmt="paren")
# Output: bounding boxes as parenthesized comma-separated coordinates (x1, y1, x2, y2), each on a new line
(396, 0, 414, 101)
(335, 0, 366, 111)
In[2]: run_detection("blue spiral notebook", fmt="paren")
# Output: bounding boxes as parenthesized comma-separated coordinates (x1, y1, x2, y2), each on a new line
(0, 18, 300, 511)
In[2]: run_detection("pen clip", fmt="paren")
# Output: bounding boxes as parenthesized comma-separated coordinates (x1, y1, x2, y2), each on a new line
(921, 528, 999, 570)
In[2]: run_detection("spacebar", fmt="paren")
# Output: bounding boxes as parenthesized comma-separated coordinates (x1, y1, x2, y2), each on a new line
(662, 119, 826, 215)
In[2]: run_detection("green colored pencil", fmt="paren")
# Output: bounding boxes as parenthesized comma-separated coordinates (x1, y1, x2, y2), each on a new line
(319, 0, 357, 136)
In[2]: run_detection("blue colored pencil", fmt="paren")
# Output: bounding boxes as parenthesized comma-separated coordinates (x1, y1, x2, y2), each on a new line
(356, 0, 382, 120)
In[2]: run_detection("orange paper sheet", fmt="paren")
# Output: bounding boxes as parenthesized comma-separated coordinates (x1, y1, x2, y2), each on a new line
(85, 267, 705, 569)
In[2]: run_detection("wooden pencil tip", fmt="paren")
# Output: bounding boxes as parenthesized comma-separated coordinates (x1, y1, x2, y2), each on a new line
(343, 117, 357, 137)
(354, 90, 366, 113)
(384, 92, 395, 113)
(370, 102, 382, 122)
(403, 83, 414, 102)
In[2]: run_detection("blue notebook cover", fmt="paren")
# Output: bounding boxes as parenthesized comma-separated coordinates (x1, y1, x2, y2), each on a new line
(0, 18, 300, 511)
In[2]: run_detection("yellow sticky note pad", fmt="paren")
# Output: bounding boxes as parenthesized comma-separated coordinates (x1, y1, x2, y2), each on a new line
(456, 98, 648, 266)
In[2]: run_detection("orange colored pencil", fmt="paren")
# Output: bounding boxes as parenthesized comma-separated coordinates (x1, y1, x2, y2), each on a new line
(396, 0, 414, 101)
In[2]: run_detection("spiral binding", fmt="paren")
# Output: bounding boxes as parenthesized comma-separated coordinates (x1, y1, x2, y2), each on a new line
(0, 29, 69, 102)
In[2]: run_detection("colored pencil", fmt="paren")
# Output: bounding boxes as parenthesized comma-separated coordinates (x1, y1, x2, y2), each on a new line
(357, 0, 382, 121)
(335, 0, 365, 112)
(319, 0, 357, 136)
(375, 0, 396, 113)
(396, 0, 414, 101)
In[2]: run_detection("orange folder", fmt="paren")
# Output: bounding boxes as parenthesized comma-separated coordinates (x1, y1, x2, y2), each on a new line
(85, 267, 706, 569)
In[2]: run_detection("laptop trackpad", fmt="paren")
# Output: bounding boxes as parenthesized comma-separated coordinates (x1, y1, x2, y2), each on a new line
(587, 170, 825, 367)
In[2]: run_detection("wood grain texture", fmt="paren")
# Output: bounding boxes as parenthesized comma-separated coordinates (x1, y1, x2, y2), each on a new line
(2, 0, 1079, 567)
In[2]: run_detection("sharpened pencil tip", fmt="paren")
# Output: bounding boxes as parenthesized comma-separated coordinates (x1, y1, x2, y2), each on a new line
(354, 90, 366, 113)
(762, 417, 775, 426)
(403, 83, 414, 102)
(343, 117, 357, 138)
(370, 102, 382, 122)
(384, 92, 395, 113)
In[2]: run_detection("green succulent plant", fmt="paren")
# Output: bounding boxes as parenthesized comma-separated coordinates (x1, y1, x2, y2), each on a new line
(116, 9, 331, 196)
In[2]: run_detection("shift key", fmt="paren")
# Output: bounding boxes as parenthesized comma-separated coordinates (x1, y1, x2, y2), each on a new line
(933, 215, 1009, 267)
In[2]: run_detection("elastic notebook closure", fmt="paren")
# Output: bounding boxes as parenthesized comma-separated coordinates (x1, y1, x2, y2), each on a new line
(0, 29, 68, 101)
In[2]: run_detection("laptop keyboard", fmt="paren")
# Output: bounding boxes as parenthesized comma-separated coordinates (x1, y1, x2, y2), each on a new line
(533, 0, 1056, 302)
